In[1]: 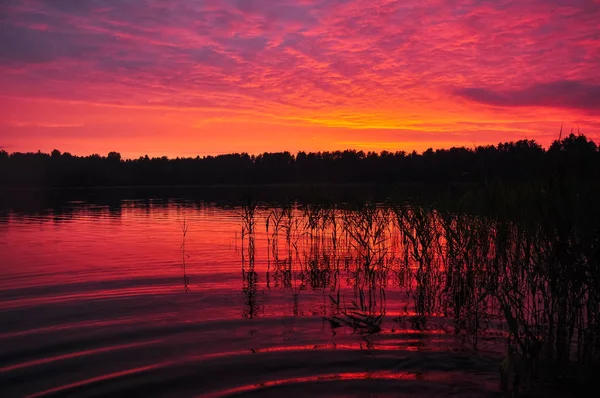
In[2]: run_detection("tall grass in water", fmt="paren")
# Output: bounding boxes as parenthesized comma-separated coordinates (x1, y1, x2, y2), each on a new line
(393, 205, 445, 330)
(241, 198, 261, 319)
(180, 217, 190, 292)
(237, 188, 600, 387)
(431, 181, 600, 388)
(493, 182, 600, 377)
(324, 204, 390, 335)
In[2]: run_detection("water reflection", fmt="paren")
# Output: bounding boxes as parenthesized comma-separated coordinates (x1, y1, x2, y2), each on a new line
(1, 198, 597, 397)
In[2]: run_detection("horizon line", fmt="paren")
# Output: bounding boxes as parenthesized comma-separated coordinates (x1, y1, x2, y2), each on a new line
(1, 132, 597, 161)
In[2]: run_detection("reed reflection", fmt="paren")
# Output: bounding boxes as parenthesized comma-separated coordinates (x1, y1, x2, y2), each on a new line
(238, 202, 600, 385)
(241, 200, 262, 319)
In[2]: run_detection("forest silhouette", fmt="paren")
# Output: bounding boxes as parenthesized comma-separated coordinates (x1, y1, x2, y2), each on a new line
(0, 133, 598, 188)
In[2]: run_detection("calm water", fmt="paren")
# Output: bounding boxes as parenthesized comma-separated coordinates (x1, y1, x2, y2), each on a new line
(0, 199, 503, 397)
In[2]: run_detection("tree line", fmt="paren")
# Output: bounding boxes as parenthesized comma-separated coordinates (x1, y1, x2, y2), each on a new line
(0, 133, 598, 188)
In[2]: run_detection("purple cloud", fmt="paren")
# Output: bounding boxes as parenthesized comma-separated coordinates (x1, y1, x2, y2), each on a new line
(455, 81, 600, 110)
(0, 23, 103, 64)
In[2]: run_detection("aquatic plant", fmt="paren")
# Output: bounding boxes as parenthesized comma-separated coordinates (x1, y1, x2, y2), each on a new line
(237, 182, 600, 387)
(180, 216, 190, 292)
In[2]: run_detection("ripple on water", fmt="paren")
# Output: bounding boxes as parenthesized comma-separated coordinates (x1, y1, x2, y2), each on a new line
(1, 312, 499, 397)
(0, 202, 506, 397)
(8, 345, 497, 398)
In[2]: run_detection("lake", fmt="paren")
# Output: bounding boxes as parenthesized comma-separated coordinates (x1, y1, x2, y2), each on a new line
(0, 197, 516, 397)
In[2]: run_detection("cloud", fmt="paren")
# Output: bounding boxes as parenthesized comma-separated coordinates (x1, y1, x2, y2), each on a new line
(454, 81, 600, 110)
(0, 23, 102, 64)
(10, 122, 85, 128)
(0, 0, 599, 154)
(2, 0, 599, 108)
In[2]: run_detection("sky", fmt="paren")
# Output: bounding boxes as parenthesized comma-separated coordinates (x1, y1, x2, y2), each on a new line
(1, 0, 599, 158)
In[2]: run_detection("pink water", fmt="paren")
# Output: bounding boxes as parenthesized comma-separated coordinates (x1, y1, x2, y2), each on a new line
(0, 200, 502, 397)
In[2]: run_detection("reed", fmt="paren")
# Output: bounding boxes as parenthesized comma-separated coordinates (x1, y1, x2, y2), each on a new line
(237, 183, 600, 387)
(180, 216, 190, 292)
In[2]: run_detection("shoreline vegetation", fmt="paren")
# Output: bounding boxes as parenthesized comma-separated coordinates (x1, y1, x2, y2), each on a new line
(1, 133, 598, 189)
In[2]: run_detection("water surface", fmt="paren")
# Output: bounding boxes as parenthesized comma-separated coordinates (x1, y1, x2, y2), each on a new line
(0, 199, 502, 397)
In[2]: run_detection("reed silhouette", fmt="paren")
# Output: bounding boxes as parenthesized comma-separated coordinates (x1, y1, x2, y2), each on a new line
(241, 201, 262, 319)
(238, 187, 600, 395)
(180, 217, 190, 292)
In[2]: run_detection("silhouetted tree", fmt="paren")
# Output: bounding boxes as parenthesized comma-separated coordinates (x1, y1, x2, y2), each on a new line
(0, 134, 598, 189)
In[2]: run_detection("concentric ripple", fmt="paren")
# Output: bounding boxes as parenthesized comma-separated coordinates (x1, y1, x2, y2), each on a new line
(0, 201, 504, 397)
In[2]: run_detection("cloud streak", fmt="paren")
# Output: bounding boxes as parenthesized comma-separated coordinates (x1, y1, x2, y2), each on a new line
(455, 81, 600, 111)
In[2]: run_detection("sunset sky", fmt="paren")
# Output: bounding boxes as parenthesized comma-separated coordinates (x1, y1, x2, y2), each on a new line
(1, 0, 599, 158)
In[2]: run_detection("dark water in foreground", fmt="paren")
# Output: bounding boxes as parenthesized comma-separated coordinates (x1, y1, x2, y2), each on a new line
(0, 200, 504, 397)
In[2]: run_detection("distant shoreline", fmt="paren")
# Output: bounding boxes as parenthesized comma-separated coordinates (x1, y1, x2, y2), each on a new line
(1, 134, 598, 191)
(0, 181, 479, 191)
